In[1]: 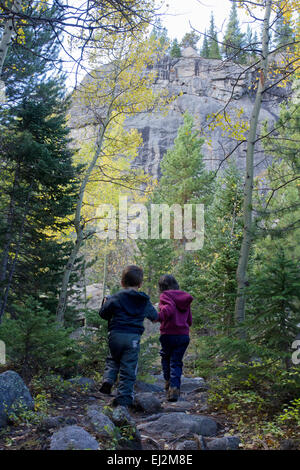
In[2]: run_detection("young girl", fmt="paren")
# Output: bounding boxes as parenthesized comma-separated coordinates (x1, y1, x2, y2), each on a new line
(157, 274, 193, 402)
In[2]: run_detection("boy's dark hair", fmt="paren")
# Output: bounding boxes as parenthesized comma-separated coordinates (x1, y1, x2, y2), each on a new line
(121, 265, 143, 287)
(158, 274, 180, 292)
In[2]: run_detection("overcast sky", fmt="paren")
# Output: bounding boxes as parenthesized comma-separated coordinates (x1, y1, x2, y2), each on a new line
(65, 0, 260, 90)
(160, 0, 258, 41)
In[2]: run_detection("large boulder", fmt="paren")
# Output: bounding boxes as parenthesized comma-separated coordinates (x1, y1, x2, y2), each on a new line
(133, 393, 162, 414)
(50, 425, 99, 450)
(86, 404, 116, 438)
(138, 412, 218, 438)
(0, 370, 34, 428)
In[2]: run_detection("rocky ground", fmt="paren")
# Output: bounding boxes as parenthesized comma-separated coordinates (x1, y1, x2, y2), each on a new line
(0, 371, 241, 451)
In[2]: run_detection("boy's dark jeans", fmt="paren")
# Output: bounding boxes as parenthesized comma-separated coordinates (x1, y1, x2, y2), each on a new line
(103, 331, 141, 406)
(160, 334, 190, 389)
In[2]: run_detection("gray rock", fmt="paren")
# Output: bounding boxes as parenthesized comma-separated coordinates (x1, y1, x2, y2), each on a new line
(111, 405, 134, 426)
(37, 416, 66, 432)
(50, 425, 99, 450)
(109, 407, 142, 451)
(180, 377, 207, 393)
(117, 426, 143, 451)
(138, 412, 218, 437)
(152, 374, 207, 394)
(133, 393, 162, 414)
(175, 440, 199, 450)
(206, 436, 240, 450)
(65, 416, 78, 426)
(86, 404, 115, 437)
(0, 370, 34, 428)
(163, 401, 194, 412)
(135, 380, 163, 393)
(70, 51, 287, 182)
(69, 377, 96, 389)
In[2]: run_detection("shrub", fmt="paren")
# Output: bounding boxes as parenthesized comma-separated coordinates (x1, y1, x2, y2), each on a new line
(0, 296, 79, 380)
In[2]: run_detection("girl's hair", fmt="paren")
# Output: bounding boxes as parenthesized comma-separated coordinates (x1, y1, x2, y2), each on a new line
(158, 274, 180, 292)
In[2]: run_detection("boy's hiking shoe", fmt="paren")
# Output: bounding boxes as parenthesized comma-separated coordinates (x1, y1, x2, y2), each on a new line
(99, 382, 113, 395)
(165, 380, 170, 392)
(167, 387, 180, 402)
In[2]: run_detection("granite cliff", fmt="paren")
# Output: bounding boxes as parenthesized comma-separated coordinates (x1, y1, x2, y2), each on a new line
(69, 47, 289, 179)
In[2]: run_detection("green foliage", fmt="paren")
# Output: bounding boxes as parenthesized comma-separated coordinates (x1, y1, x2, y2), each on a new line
(137, 335, 160, 381)
(150, 17, 170, 50)
(136, 235, 174, 300)
(31, 374, 72, 399)
(278, 398, 300, 426)
(246, 245, 300, 367)
(201, 32, 210, 58)
(0, 79, 81, 319)
(176, 164, 243, 331)
(159, 112, 211, 205)
(1, 3, 61, 106)
(207, 358, 300, 416)
(76, 309, 109, 377)
(245, 25, 259, 59)
(207, 12, 221, 59)
(136, 112, 211, 298)
(222, 1, 246, 63)
(273, 11, 295, 49)
(257, 89, 300, 246)
(170, 38, 181, 58)
(0, 297, 79, 379)
(180, 31, 200, 50)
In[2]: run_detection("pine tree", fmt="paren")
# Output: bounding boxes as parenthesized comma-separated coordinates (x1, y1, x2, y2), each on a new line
(135, 113, 212, 298)
(245, 25, 259, 60)
(247, 246, 300, 369)
(273, 12, 295, 50)
(0, 8, 81, 322)
(150, 17, 170, 50)
(180, 164, 244, 333)
(0, 80, 81, 321)
(207, 12, 221, 59)
(136, 237, 175, 301)
(258, 88, 300, 247)
(180, 31, 200, 50)
(158, 112, 212, 206)
(222, 1, 245, 63)
(1, 4, 61, 107)
(201, 32, 210, 58)
(170, 38, 181, 58)
(0, 296, 78, 380)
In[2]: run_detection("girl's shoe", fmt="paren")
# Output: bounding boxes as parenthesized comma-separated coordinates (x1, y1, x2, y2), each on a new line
(167, 387, 180, 402)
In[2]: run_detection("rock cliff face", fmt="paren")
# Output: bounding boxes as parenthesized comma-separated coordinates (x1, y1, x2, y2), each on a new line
(69, 47, 288, 179)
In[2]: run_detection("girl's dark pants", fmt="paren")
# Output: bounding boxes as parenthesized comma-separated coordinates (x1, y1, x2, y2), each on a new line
(160, 334, 190, 389)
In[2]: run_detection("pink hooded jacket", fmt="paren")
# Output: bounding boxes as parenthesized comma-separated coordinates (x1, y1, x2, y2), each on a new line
(158, 290, 193, 336)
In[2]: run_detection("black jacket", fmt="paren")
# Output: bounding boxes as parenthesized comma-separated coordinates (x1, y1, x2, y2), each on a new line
(99, 289, 158, 335)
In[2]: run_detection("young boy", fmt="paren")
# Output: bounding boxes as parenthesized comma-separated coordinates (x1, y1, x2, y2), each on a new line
(99, 265, 158, 407)
(157, 274, 193, 402)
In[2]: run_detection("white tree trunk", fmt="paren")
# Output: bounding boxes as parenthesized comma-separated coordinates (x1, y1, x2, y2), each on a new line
(56, 116, 110, 324)
(235, 0, 272, 333)
(0, 0, 22, 78)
